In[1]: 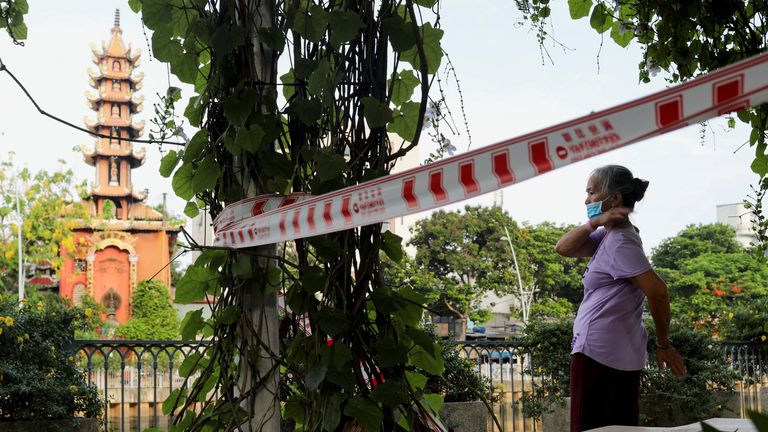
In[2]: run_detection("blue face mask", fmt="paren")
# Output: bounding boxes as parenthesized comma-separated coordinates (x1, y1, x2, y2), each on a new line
(586, 201, 604, 219)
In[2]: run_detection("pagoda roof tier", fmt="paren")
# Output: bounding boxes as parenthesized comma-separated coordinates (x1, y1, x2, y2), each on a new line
(88, 75, 144, 91)
(84, 116, 145, 135)
(90, 44, 142, 64)
(81, 144, 146, 167)
(89, 184, 149, 201)
(74, 219, 182, 233)
(86, 93, 144, 113)
(88, 66, 133, 82)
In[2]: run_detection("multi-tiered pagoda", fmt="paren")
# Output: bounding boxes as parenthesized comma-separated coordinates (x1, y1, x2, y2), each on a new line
(60, 11, 180, 326)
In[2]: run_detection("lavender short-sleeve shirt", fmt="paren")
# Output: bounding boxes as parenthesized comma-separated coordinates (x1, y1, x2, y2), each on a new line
(571, 227, 652, 371)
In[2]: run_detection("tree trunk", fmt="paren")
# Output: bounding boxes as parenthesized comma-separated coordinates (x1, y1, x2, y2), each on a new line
(232, 0, 280, 430)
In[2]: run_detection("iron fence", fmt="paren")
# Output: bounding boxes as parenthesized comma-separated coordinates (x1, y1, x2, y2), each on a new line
(75, 340, 768, 432)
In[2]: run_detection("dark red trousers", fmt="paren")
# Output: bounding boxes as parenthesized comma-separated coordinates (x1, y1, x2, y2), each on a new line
(569, 353, 641, 432)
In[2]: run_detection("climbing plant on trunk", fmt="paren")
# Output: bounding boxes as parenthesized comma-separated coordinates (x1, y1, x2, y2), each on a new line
(129, 0, 447, 430)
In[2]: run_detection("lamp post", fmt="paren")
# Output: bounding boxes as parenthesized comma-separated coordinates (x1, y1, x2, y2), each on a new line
(501, 226, 535, 324)
(14, 179, 24, 302)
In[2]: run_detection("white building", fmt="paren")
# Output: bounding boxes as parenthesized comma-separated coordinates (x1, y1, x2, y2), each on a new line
(716, 202, 757, 248)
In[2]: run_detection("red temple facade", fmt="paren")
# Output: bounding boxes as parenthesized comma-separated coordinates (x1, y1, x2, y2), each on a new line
(59, 11, 180, 326)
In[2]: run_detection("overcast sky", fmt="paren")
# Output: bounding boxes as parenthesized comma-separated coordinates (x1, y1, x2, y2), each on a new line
(0, 1, 760, 255)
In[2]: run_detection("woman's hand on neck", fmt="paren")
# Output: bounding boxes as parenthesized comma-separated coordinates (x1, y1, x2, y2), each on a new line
(597, 207, 632, 231)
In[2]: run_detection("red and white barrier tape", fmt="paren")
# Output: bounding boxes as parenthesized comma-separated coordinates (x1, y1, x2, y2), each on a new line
(213, 52, 768, 248)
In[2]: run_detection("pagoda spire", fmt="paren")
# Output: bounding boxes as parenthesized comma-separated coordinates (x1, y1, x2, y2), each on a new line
(81, 15, 147, 220)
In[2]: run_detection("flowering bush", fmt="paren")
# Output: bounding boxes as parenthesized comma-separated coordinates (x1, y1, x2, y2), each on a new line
(0, 293, 102, 421)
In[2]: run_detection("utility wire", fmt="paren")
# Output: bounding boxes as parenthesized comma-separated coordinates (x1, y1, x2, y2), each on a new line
(0, 56, 185, 147)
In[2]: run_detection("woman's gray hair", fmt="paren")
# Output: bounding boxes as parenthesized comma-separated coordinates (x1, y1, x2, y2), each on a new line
(591, 165, 649, 209)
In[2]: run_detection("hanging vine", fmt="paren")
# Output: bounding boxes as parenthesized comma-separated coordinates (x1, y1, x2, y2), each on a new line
(130, 0, 449, 430)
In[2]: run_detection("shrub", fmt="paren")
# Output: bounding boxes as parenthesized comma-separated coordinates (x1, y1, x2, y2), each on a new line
(520, 320, 739, 426)
(116, 279, 180, 340)
(424, 337, 497, 403)
(0, 293, 103, 421)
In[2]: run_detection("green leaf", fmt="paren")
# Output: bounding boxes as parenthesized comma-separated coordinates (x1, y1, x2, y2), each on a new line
(300, 266, 326, 292)
(257, 27, 286, 52)
(163, 389, 186, 415)
(232, 254, 254, 279)
(405, 371, 428, 391)
(235, 126, 265, 154)
(212, 25, 245, 56)
(322, 395, 343, 431)
(292, 97, 323, 125)
(152, 28, 183, 63)
(305, 364, 328, 392)
(160, 150, 181, 178)
(172, 162, 195, 201)
(376, 336, 408, 367)
(175, 266, 213, 304)
(170, 52, 199, 84)
(190, 155, 220, 195)
(751, 154, 768, 176)
(362, 97, 393, 129)
(181, 309, 204, 340)
(307, 59, 332, 97)
(381, 230, 404, 263)
(388, 101, 420, 142)
(142, 0, 173, 29)
(327, 10, 364, 49)
(280, 70, 296, 100)
(401, 23, 444, 74)
(183, 201, 199, 218)
(14, 0, 29, 14)
(390, 70, 419, 107)
(343, 397, 382, 432)
(415, 0, 437, 7)
(128, 0, 143, 13)
(283, 400, 306, 424)
(382, 15, 415, 52)
(408, 345, 444, 375)
(183, 129, 209, 162)
(293, 8, 328, 44)
(568, 0, 592, 19)
(422, 393, 444, 415)
(589, 3, 612, 33)
(224, 94, 253, 128)
(313, 151, 348, 181)
(179, 352, 202, 376)
(219, 306, 239, 325)
(370, 380, 409, 407)
(405, 327, 436, 357)
(265, 266, 283, 295)
(610, 20, 633, 48)
(10, 22, 27, 40)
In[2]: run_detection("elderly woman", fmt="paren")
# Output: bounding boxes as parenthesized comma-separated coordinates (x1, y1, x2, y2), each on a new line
(555, 165, 686, 432)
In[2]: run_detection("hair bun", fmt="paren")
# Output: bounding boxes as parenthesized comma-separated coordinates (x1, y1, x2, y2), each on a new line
(633, 178, 649, 202)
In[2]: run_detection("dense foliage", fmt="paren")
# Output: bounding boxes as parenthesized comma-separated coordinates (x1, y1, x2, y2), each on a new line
(652, 224, 768, 341)
(424, 337, 497, 404)
(116, 279, 180, 340)
(399, 206, 584, 337)
(126, 0, 451, 429)
(0, 293, 102, 421)
(0, 156, 88, 293)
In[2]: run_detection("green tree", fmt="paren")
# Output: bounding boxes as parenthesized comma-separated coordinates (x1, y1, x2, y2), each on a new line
(407, 206, 521, 339)
(116, 279, 180, 340)
(651, 224, 742, 271)
(0, 155, 87, 293)
(518, 222, 588, 305)
(666, 252, 768, 340)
